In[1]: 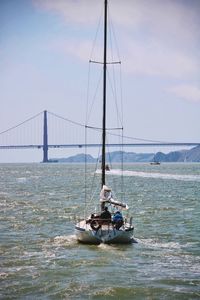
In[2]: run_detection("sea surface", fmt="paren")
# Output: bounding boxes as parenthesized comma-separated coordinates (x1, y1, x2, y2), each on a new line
(0, 163, 200, 299)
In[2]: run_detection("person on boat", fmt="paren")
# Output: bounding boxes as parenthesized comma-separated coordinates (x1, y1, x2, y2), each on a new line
(100, 185, 114, 211)
(105, 164, 110, 171)
(112, 211, 123, 229)
(100, 206, 111, 222)
(100, 185, 113, 202)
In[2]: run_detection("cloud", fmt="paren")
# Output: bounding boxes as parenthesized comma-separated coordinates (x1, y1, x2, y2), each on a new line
(120, 37, 199, 78)
(33, 0, 200, 79)
(33, 0, 102, 25)
(51, 34, 199, 80)
(33, 0, 200, 43)
(168, 84, 200, 103)
(110, 0, 200, 45)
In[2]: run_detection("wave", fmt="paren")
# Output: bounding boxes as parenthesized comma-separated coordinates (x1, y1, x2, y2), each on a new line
(16, 177, 27, 183)
(53, 234, 77, 246)
(96, 169, 200, 182)
(139, 238, 181, 250)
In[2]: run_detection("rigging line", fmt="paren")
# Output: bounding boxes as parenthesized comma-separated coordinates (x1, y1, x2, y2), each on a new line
(109, 9, 124, 129)
(84, 126, 87, 219)
(0, 111, 43, 136)
(48, 110, 122, 133)
(72, 116, 168, 144)
(90, 60, 120, 64)
(109, 12, 121, 62)
(121, 130, 125, 201)
(89, 7, 103, 60)
(108, 6, 124, 139)
(85, 68, 103, 125)
(121, 135, 170, 144)
(47, 111, 85, 128)
(106, 130, 171, 144)
(86, 125, 122, 130)
(86, 7, 103, 126)
(86, 61, 91, 125)
(86, 65, 119, 126)
(107, 14, 122, 129)
(106, 135, 113, 172)
(121, 128, 124, 202)
(119, 63, 124, 128)
(107, 68, 123, 127)
(90, 143, 101, 203)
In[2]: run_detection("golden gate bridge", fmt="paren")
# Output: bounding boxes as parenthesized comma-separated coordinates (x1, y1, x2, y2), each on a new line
(0, 110, 199, 162)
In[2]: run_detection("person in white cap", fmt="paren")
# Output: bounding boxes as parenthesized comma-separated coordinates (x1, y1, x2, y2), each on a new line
(100, 185, 114, 209)
(100, 185, 112, 201)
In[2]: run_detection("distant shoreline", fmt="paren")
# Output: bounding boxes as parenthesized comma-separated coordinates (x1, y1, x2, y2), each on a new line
(48, 146, 200, 163)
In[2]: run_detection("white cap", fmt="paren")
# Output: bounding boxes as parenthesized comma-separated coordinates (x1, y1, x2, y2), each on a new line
(103, 185, 111, 191)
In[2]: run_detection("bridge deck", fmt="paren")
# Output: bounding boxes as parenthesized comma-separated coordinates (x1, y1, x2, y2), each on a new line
(0, 142, 200, 149)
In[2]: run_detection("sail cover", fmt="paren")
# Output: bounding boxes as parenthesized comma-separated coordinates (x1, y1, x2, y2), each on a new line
(100, 198, 129, 210)
(109, 199, 129, 210)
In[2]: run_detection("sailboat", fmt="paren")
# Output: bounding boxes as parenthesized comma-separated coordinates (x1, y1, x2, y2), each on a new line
(75, 0, 134, 244)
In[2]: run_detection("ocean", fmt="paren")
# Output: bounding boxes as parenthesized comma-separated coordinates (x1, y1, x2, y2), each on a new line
(0, 163, 200, 299)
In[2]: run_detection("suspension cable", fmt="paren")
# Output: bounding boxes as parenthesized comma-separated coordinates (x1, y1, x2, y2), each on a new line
(47, 111, 85, 128)
(0, 111, 43, 135)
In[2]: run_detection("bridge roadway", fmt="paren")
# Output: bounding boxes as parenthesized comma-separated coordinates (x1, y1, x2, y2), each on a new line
(1, 142, 200, 149)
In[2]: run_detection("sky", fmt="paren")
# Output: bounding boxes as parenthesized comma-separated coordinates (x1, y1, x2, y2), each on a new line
(0, 0, 200, 162)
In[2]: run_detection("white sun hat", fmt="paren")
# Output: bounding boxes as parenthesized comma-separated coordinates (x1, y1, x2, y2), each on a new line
(103, 185, 111, 191)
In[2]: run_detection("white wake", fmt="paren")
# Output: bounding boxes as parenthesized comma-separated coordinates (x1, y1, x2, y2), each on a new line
(96, 169, 200, 182)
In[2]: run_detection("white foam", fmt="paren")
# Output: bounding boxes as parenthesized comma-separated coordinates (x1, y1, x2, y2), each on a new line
(96, 169, 200, 182)
(139, 238, 181, 250)
(53, 234, 77, 246)
(17, 177, 27, 183)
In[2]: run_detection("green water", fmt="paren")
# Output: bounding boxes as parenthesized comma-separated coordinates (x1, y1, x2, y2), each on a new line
(0, 163, 200, 299)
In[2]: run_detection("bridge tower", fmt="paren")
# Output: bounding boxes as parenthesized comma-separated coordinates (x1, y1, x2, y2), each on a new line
(43, 110, 48, 163)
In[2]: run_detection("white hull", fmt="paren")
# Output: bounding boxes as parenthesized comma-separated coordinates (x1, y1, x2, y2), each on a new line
(75, 220, 134, 244)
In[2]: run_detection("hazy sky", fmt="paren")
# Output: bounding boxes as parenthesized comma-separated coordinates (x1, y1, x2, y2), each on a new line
(0, 0, 200, 162)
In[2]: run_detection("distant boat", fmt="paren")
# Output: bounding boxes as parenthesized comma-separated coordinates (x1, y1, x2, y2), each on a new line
(150, 161, 160, 165)
(150, 154, 160, 165)
(75, 0, 134, 244)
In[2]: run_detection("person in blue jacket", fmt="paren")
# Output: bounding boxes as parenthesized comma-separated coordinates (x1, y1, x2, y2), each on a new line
(112, 211, 123, 229)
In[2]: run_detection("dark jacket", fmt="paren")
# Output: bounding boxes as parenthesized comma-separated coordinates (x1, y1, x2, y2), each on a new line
(100, 209, 111, 220)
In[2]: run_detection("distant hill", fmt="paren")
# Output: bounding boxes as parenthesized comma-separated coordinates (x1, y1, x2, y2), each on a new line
(105, 151, 154, 162)
(154, 145, 200, 162)
(50, 153, 96, 163)
(49, 146, 200, 163)
(50, 151, 154, 163)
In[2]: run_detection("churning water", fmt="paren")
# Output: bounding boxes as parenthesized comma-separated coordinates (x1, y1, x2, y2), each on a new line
(0, 163, 200, 299)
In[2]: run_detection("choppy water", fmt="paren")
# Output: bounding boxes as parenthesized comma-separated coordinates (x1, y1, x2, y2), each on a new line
(0, 163, 200, 299)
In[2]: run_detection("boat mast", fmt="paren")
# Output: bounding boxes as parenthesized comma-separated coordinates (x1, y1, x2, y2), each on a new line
(101, 0, 107, 188)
